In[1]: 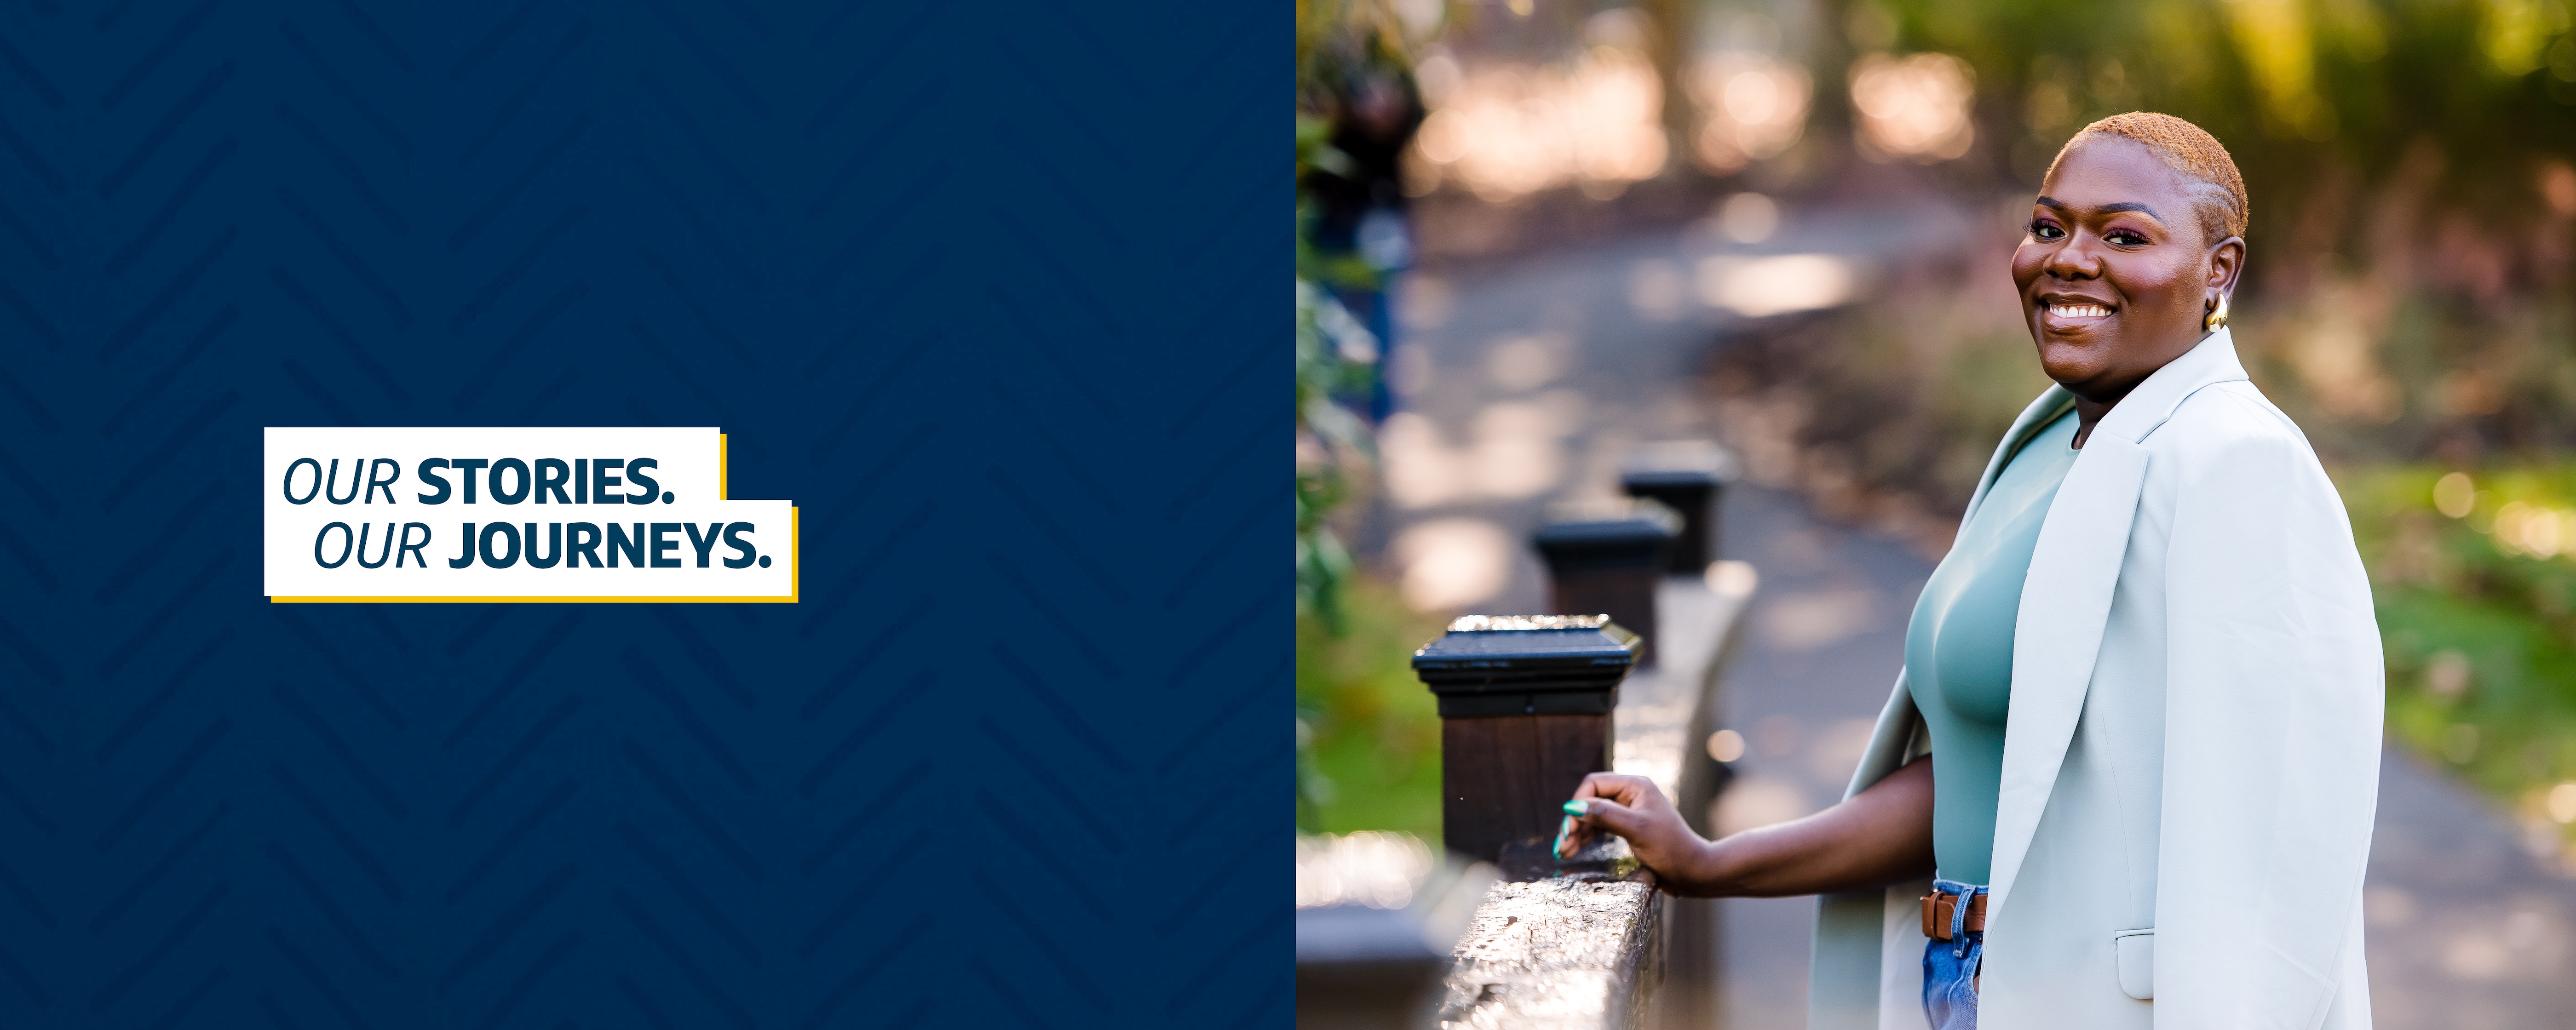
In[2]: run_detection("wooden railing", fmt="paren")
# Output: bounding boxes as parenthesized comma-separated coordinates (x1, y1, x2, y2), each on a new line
(1419, 443, 1750, 1030)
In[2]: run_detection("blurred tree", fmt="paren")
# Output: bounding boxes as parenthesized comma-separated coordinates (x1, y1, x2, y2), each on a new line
(1867, 0, 2576, 248)
(1638, 0, 1696, 166)
(1295, 0, 1419, 632)
(1298, 0, 1424, 832)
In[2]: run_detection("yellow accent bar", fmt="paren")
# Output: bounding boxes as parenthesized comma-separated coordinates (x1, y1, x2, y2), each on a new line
(719, 432, 728, 500)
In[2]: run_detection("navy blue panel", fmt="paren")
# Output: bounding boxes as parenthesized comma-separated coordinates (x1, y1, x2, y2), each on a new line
(0, 0, 1284, 1026)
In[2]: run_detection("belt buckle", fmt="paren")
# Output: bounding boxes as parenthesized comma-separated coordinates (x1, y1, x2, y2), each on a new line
(1920, 888, 1983, 940)
(1920, 892, 1953, 940)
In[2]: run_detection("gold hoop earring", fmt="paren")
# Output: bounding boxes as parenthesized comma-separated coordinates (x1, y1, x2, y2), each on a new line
(2205, 292, 2231, 331)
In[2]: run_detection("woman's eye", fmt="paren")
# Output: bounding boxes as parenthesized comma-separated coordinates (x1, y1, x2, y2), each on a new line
(2106, 229, 2147, 245)
(2030, 222, 2064, 240)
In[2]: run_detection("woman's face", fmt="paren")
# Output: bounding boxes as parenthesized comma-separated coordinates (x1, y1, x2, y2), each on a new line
(2010, 135, 2244, 403)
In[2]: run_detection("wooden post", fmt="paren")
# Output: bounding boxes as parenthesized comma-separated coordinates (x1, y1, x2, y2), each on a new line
(1414, 615, 1639, 872)
(1531, 499, 1678, 666)
(1620, 441, 1737, 575)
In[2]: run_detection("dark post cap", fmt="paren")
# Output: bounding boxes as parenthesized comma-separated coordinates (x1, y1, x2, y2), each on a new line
(1532, 498, 1683, 541)
(1412, 615, 1640, 717)
(1617, 440, 1740, 489)
(1619, 441, 1735, 574)
(1530, 498, 1679, 568)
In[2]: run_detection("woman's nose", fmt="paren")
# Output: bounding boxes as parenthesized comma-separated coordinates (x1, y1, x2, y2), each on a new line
(2044, 239, 2102, 280)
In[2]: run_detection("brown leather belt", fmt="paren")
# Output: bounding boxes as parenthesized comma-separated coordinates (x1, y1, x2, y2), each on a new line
(1920, 890, 1988, 940)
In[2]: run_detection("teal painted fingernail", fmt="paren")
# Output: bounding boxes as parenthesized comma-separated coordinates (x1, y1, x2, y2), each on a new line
(1563, 800, 1590, 816)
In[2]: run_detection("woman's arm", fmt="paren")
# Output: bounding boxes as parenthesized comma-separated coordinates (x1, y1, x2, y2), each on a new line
(1560, 758, 1935, 898)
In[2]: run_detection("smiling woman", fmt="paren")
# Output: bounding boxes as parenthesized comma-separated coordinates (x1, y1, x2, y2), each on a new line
(1552, 114, 2386, 1030)
(2016, 115, 2247, 448)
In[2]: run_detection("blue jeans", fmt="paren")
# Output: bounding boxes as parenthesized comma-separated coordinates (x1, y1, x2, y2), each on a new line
(1922, 878, 1986, 1030)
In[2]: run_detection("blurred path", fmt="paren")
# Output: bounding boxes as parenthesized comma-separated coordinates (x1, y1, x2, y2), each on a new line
(1371, 201, 1968, 616)
(1390, 215, 2576, 1028)
(1702, 481, 1927, 1030)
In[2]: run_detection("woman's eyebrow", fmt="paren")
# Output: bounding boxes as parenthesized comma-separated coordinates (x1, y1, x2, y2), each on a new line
(2034, 195, 2165, 221)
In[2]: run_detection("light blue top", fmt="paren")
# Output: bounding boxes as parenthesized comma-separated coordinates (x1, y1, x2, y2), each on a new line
(1904, 408, 2081, 885)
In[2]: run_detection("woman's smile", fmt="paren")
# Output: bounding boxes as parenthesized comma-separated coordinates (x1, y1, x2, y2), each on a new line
(2039, 296, 2116, 328)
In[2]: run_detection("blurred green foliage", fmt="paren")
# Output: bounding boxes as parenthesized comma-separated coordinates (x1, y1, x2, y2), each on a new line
(1872, 0, 2576, 205)
(1298, 0, 1418, 110)
(1298, 0, 1418, 837)
(2348, 465, 2576, 839)
(1295, 577, 1450, 843)
(1294, 0, 1408, 633)
(1294, 279, 1376, 634)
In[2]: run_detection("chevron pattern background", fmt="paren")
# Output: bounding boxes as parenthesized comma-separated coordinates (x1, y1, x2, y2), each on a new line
(0, 0, 1282, 1025)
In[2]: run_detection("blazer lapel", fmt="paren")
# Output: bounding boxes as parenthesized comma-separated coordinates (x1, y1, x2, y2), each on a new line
(1961, 388, 2079, 526)
(1984, 331, 2251, 930)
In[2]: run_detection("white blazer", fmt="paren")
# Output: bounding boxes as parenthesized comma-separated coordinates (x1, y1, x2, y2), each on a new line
(1808, 330, 2384, 1029)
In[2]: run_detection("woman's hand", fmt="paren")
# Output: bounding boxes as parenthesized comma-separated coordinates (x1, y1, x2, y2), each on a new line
(1559, 772, 1711, 885)
(1559, 757, 1939, 899)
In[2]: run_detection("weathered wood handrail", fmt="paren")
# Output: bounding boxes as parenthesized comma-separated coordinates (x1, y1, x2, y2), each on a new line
(1425, 443, 1751, 1030)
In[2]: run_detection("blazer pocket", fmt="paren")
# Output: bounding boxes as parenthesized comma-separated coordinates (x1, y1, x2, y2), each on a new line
(2113, 929, 2154, 1000)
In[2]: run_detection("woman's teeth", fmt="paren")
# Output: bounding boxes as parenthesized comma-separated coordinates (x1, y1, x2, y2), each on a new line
(2051, 303, 2110, 318)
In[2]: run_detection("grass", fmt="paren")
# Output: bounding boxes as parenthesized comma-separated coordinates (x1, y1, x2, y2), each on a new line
(1296, 575, 1450, 847)
(2345, 464, 2576, 844)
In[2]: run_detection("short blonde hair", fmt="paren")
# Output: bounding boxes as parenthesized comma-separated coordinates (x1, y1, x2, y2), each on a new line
(2045, 112, 2249, 242)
